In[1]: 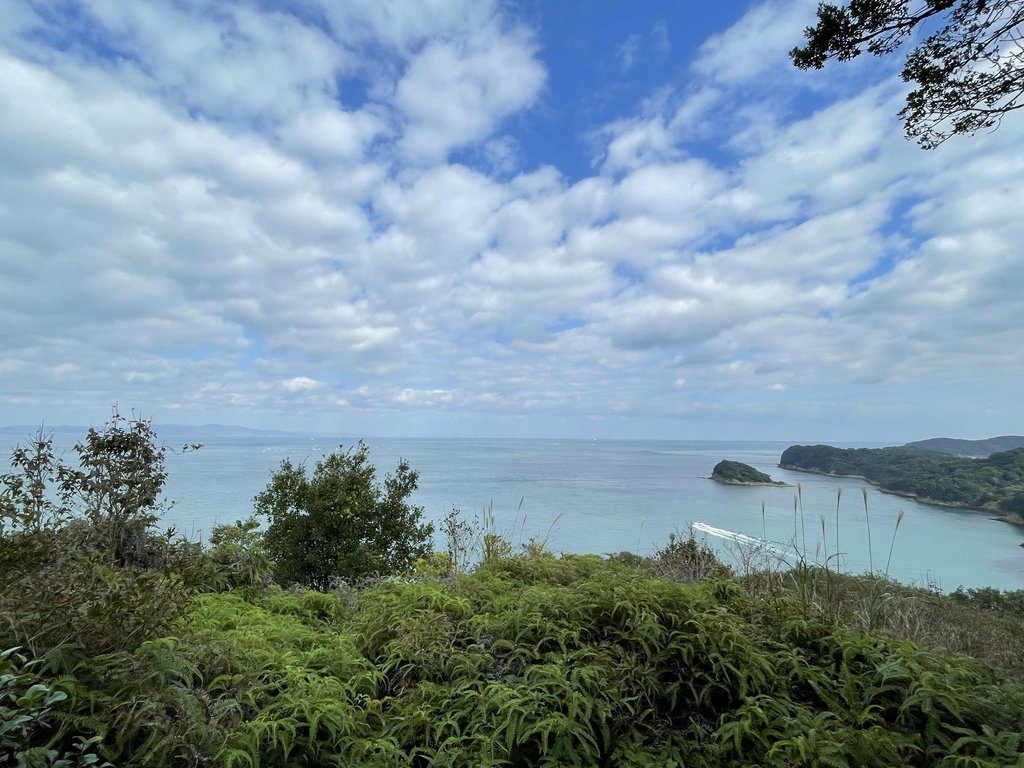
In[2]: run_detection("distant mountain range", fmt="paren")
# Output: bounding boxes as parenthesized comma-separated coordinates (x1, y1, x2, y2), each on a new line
(904, 436, 1024, 458)
(0, 423, 351, 439)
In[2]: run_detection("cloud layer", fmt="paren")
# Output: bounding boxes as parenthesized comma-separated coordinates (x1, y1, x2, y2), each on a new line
(1, 0, 1021, 440)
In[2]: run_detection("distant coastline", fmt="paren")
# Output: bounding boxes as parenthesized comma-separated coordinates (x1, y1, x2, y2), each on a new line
(781, 463, 1024, 526)
(779, 442, 1024, 528)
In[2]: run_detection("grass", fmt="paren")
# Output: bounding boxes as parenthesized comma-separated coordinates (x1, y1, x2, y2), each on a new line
(727, 486, 1024, 679)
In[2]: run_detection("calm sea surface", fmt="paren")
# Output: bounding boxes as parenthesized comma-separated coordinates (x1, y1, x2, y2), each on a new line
(8, 430, 1024, 591)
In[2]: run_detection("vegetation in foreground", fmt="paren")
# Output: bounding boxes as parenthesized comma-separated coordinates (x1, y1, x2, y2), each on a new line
(2, 414, 1024, 767)
(780, 443, 1024, 519)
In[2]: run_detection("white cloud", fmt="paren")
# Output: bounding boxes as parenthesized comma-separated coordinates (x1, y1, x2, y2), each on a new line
(314, 0, 497, 51)
(277, 108, 386, 163)
(282, 377, 323, 393)
(482, 136, 520, 174)
(694, 0, 817, 85)
(598, 116, 680, 174)
(616, 21, 670, 74)
(614, 160, 728, 219)
(652, 21, 670, 55)
(0, 0, 1022, 439)
(617, 34, 641, 73)
(395, 32, 545, 162)
(64, 0, 347, 121)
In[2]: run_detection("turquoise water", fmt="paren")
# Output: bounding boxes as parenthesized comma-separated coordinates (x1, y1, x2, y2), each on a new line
(6, 429, 1022, 590)
(152, 434, 1024, 592)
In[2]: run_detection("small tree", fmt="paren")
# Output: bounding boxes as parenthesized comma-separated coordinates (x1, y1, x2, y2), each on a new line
(255, 441, 434, 590)
(63, 410, 171, 566)
(0, 408, 200, 656)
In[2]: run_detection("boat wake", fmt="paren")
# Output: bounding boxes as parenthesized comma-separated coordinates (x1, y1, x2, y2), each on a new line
(691, 522, 794, 561)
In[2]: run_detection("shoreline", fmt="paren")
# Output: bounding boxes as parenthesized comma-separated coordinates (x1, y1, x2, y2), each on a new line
(711, 476, 792, 488)
(779, 463, 1024, 527)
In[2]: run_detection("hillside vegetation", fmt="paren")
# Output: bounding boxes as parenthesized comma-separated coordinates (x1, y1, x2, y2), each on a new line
(904, 436, 1024, 458)
(780, 444, 1024, 519)
(3, 415, 1024, 767)
(5, 549, 1024, 768)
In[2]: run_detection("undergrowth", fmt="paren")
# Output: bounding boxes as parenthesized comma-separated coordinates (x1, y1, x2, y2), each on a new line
(4, 422, 1024, 766)
(20, 552, 1024, 767)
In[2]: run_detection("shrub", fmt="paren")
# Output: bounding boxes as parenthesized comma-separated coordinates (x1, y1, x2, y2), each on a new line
(0, 647, 108, 767)
(0, 410, 201, 658)
(202, 515, 275, 592)
(256, 441, 433, 590)
(653, 529, 732, 583)
(950, 586, 1024, 620)
(8, 554, 1024, 768)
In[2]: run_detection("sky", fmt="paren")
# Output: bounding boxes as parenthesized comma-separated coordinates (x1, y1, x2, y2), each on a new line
(1, 0, 1022, 442)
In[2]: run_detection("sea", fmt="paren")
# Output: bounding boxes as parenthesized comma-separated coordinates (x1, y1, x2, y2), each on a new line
(5, 428, 1024, 591)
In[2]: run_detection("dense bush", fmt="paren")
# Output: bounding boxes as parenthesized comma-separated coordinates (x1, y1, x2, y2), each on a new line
(201, 515, 275, 592)
(951, 586, 1024, 620)
(256, 441, 434, 590)
(29, 554, 1024, 768)
(0, 647, 107, 767)
(1002, 492, 1024, 516)
(0, 411, 201, 658)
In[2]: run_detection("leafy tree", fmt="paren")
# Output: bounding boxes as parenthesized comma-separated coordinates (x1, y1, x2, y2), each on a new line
(1, 408, 183, 564)
(64, 410, 174, 566)
(0, 429, 74, 537)
(791, 0, 1024, 147)
(255, 441, 434, 590)
(0, 409, 201, 656)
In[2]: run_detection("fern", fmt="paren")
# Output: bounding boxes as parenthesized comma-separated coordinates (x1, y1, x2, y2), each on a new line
(9, 553, 1024, 767)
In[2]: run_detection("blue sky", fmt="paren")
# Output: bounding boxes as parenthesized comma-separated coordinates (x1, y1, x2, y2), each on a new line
(1, 0, 1022, 441)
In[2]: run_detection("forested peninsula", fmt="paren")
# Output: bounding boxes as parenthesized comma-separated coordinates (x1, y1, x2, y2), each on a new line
(779, 444, 1024, 522)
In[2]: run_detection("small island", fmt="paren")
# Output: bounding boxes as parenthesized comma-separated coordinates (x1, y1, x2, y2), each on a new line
(711, 460, 790, 486)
